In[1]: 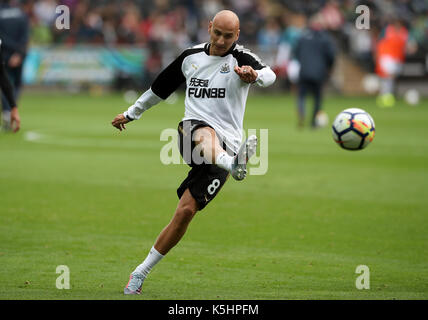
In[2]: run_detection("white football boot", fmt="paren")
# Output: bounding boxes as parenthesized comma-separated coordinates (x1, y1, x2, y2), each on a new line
(230, 135, 258, 181)
(124, 272, 145, 295)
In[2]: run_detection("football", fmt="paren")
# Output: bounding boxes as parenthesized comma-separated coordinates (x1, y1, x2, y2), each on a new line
(332, 108, 375, 150)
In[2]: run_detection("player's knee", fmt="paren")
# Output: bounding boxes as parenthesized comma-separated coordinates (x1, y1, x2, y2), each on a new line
(194, 127, 215, 146)
(178, 204, 197, 219)
(175, 203, 198, 226)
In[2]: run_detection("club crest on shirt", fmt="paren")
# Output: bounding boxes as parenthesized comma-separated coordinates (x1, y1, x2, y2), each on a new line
(220, 63, 230, 74)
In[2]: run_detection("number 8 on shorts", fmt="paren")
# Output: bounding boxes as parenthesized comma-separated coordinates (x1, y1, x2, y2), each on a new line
(207, 179, 221, 195)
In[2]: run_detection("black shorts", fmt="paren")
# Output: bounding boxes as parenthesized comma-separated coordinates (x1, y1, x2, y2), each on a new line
(176, 120, 234, 211)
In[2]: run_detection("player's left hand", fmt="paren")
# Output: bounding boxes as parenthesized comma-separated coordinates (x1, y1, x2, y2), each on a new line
(111, 114, 129, 131)
(234, 65, 258, 84)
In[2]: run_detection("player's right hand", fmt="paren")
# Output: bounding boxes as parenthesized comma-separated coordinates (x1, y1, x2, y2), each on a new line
(111, 114, 129, 131)
(10, 106, 20, 133)
(8, 53, 23, 68)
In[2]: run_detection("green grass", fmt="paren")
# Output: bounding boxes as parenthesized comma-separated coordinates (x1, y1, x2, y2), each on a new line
(0, 91, 427, 300)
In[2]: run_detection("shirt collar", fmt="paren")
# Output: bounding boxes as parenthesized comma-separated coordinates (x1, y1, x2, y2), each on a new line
(205, 42, 236, 57)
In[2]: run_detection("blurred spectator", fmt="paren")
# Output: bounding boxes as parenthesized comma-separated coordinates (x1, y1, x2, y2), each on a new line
(142, 40, 163, 88)
(0, 0, 29, 131)
(17, 0, 427, 57)
(31, 18, 54, 44)
(257, 17, 281, 52)
(196, 18, 210, 43)
(409, 14, 428, 51)
(318, 0, 344, 31)
(294, 15, 336, 128)
(231, 0, 254, 16)
(102, 17, 118, 45)
(375, 18, 411, 107)
(76, 11, 104, 44)
(200, 0, 223, 19)
(347, 25, 374, 72)
(3, 0, 427, 96)
(117, 2, 141, 44)
(33, 0, 57, 26)
(275, 13, 305, 85)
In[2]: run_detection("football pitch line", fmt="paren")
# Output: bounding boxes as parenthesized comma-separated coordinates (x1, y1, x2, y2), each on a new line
(23, 130, 157, 150)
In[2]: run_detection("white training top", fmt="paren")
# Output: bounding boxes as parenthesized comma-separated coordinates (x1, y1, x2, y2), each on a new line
(123, 42, 276, 153)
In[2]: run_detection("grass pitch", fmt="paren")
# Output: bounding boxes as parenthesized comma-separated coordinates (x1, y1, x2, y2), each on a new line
(0, 91, 427, 300)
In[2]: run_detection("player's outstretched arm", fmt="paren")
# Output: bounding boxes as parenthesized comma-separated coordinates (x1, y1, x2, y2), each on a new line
(234, 65, 276, 87)
(111, 88, 163, 131)
(111, 47, 191, 132)
(111, 114, 129, 131)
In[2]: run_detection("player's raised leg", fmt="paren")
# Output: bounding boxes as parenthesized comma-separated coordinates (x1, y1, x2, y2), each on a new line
(193, 127, 257, 181)
(124, 189, 198, 295)
(192, 127, 226, 165)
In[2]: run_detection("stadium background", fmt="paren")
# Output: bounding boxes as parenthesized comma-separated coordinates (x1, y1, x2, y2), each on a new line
(20, 0, 428, 96)
(1, 0, 428, 301)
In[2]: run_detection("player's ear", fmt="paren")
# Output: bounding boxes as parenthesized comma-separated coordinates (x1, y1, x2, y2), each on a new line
(208, 21, 213, 34)
(235, 29, 240, 41)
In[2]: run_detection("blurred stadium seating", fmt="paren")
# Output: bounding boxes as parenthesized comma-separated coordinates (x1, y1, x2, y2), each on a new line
(11, 0, 428, 95)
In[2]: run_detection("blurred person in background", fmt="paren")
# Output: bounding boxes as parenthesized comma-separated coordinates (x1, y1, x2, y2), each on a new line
(257, 16, 281, 53)
(142, 40, 163, 88)
(33, 0, 57, 26)
(294, 15, 335, 129)
(275, 12, 305, 87)
(0, 39, 19, 132)
(375, 17, 411, 108)
(0, 0, 29, 132)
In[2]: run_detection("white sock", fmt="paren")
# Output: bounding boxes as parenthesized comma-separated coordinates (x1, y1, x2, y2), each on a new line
(215, 152, 234, 172)
(134, 246, 164, 277)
